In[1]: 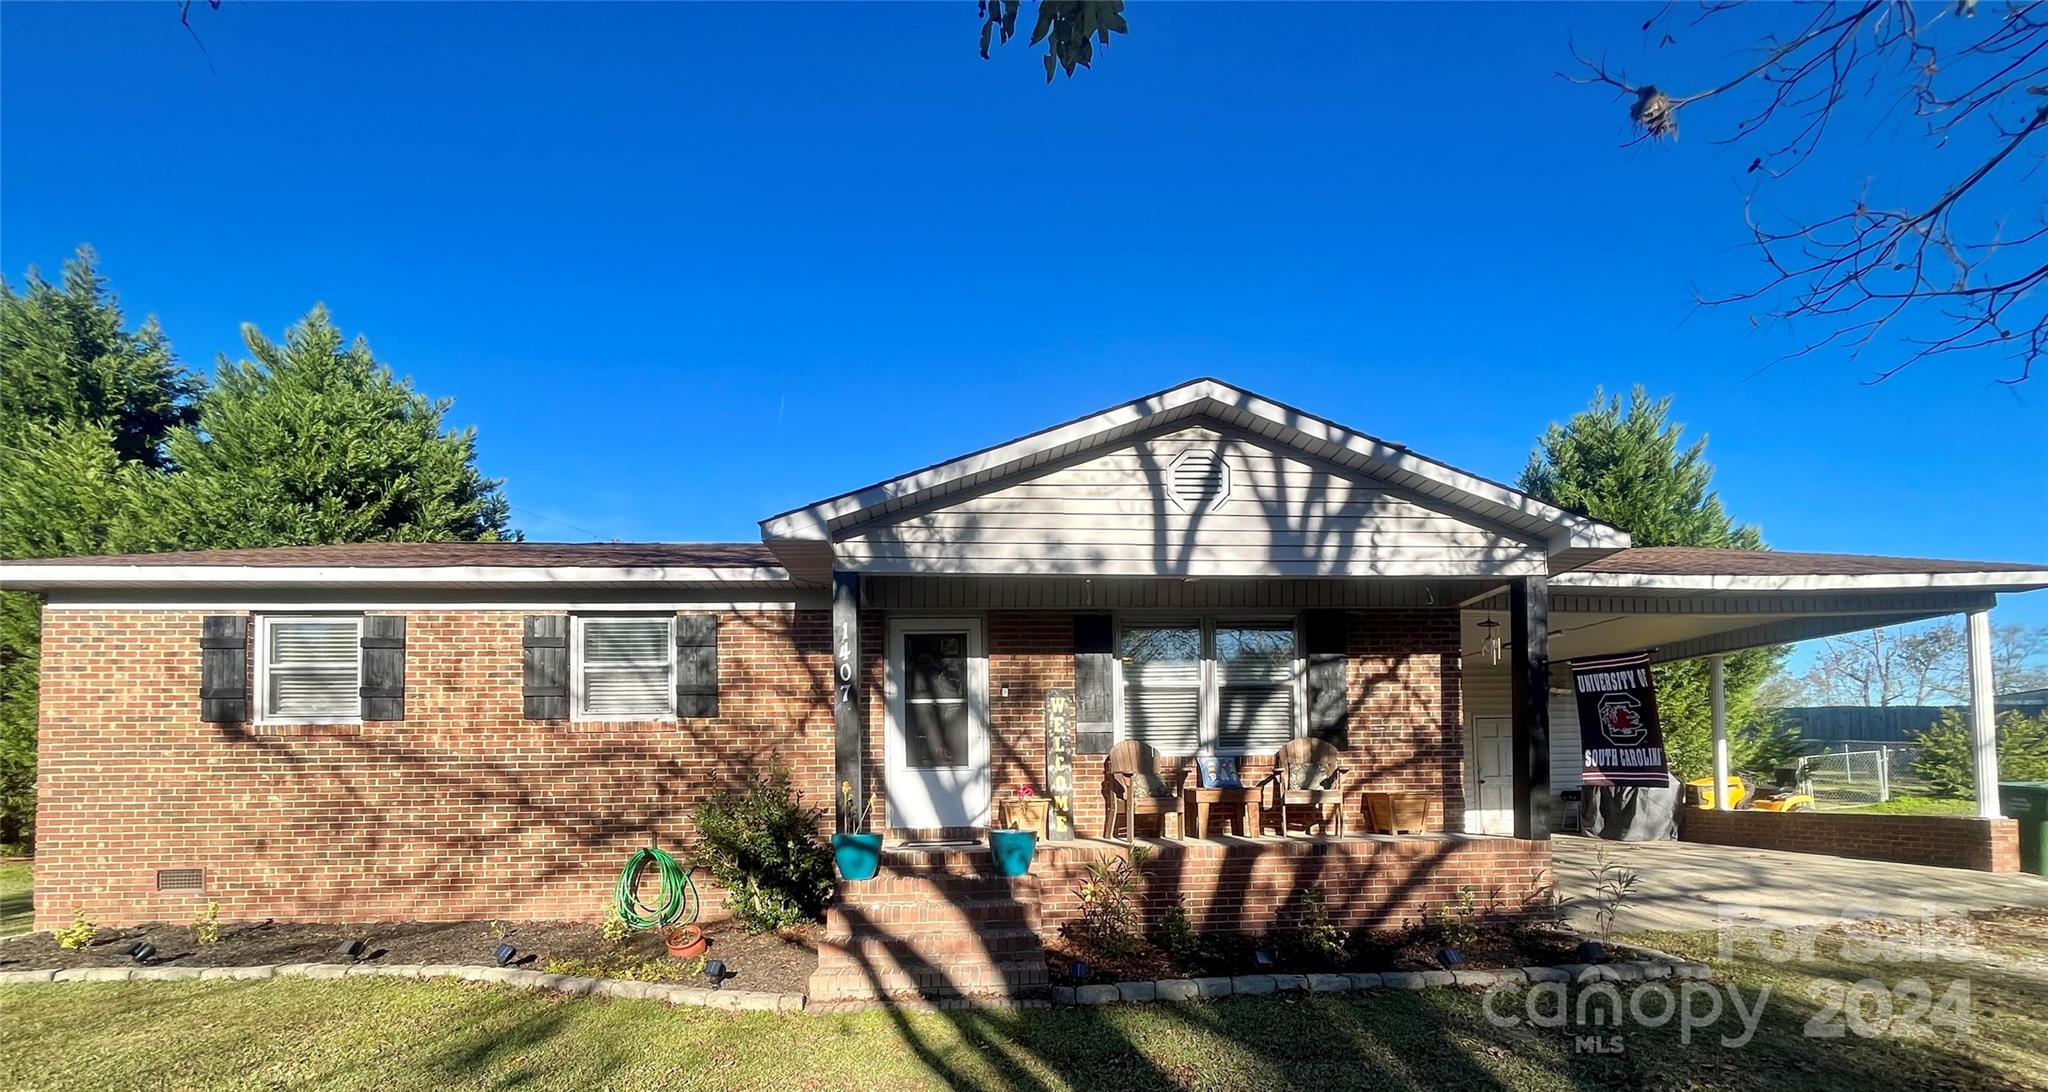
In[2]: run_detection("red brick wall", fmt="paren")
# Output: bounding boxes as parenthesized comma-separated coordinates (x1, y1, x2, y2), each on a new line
(830, 835, 1552, 939)
(35, 603, 1470, 929)
(1678, 807, 2020, 873)
(34, 609, 836, 929)
(1036, 835, 1550, 933)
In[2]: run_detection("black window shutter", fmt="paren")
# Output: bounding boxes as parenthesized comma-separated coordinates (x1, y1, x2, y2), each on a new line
(1304, 609, 1350, 748)
(199, 615, 249, 723)
(1073, 614, 1115, 754)
(360, 616, 406, 721)
(675, 613, 719, 719)
(523, 615, 569, 720)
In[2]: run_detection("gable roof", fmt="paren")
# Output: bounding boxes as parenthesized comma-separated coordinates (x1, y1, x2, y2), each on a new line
(759, 378, 1630, 561)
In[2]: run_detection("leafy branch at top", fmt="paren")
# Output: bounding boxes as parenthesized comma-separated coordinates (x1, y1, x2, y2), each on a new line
(979, 1, 1128, 82)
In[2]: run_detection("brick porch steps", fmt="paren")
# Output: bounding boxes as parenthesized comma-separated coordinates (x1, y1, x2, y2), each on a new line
(808, 847, 1051, 1003)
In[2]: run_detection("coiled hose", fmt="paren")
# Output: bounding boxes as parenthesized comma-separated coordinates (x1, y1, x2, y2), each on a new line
(613, 844, 699, 930)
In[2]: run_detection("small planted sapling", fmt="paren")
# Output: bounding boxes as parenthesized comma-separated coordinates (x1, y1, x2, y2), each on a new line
(55, 909, 98, 950)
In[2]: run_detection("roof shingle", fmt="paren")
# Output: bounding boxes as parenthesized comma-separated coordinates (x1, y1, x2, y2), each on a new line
(4, 542, 778, 569)
(1577, 546, 2045, 577)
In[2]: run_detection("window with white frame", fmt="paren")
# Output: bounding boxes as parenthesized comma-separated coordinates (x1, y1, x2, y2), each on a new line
(1119, 618, 1302, 756)
(574, 615, 675, 721)
(258, 615, 362, 724)
(1215, 623, 1299, 753)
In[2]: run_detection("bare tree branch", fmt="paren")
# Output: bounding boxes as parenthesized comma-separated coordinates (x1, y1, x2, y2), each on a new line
(1572, 1, 2048, 383)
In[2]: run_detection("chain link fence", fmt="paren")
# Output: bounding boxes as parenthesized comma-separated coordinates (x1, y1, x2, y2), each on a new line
(1801, 742, 1929, 809)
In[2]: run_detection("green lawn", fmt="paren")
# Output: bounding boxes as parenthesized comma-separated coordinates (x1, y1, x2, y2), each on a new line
(2, 925, 2041, 1091)
(1851, 795, 1979, 817)
(0, 859, 29, 936)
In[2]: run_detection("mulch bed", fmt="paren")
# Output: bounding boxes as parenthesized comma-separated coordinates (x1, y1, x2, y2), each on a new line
(0, 918, 819, 996)
(1047, 923, 1630, 985)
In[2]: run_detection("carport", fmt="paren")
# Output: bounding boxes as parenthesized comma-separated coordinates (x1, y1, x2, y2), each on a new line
(1465, 546, 2048, 822)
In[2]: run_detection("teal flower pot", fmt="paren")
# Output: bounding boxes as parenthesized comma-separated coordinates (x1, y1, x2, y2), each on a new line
(988, 829, 1037, 877)
(831, 832, 883, 881)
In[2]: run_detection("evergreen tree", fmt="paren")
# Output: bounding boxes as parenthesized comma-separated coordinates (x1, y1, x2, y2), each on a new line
(161, 307, 512, 546)
(1, 249, 198, 469)
(1519, 387, 1784, 781)
(0, 250, 196, 846)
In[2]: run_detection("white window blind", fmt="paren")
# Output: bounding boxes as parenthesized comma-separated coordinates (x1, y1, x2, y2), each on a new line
(578, 616, 674, 720)
(262, 617, 361, 722)
(1121, 625, 1203, 756)
(1216, 624, 1298, 753)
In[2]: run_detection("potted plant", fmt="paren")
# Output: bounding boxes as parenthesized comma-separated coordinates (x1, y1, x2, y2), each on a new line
(831, 782, 884, 881)
(664, 923, 707, 960)
(988, 785, 1039, 877)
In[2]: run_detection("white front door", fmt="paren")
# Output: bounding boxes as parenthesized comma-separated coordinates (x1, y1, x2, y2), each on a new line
(1467, 716, 1514, 835)
(884, 617, 989, 830)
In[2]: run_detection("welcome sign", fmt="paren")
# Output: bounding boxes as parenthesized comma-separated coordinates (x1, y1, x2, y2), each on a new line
(1570, 651, 1669, 786)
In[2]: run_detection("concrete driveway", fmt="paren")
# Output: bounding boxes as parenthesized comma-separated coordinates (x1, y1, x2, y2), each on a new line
(1553, 835, 2048, 934)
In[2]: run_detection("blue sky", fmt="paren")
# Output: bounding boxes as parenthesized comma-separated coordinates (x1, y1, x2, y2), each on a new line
(4, 3, 2044, 646)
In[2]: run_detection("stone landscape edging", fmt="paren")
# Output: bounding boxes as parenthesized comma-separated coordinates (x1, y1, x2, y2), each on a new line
(0, 962, 806, 1012)
(0, 953, 1715, 1014)
(1048, 956, 1715, 1007)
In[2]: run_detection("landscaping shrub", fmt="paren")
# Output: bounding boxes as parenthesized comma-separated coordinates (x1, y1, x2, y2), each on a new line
(1292, 887, 1348, 964)
(1152, 895, 1202, 966)
(54, 909, 96, 950)
(687, 767, 833, 933)
(1915, 709, 2048, 798)
(191, 901, 221, 946)
(1067, 846, 1150, 958)
(1429, 886, 1479, 952)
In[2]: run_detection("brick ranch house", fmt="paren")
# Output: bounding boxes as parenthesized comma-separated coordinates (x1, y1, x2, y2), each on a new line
(5, 379, 2042, 1000)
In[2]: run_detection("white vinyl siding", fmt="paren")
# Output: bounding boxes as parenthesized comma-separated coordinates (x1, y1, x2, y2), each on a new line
(1119, 617, 1303, 757)
(834, 424, 1544, 578)
(574, 615, 675, 721)
(258, 615, 361, 724)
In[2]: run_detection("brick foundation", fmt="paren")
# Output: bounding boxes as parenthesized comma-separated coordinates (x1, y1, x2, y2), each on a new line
(1678, 807, 2020, 873)
(1034, 834, 1550, 934)
(811, 834, 1552, 1002)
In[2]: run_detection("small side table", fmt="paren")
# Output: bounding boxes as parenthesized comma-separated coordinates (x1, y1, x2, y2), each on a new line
(1183, 787, 1254, 838)
(998, 797, 1049, 836)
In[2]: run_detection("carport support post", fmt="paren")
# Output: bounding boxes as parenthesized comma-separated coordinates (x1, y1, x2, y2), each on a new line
(1966, 607, 1999, 819)
(1710, 655, 1731, 811)
(1509, 577, 1552, 840)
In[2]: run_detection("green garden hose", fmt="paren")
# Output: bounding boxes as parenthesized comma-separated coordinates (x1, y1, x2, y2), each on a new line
(613, 844, 699, 930)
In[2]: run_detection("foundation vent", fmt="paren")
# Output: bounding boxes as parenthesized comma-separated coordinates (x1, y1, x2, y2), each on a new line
(155, 868, 204, 893)
(1168, 448, 1231, 511)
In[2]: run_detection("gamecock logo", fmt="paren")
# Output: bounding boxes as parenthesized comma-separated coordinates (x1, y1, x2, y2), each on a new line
(1597, 694, 1648, 746)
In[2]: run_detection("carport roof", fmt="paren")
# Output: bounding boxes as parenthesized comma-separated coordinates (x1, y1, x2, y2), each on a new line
(1521, 547, 2048, 664)
(1575, 546, 2048, 579)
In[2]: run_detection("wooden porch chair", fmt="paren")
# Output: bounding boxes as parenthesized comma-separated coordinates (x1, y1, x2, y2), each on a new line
(1101, 740, 1188, 840)
(1255, 738, 1349, 836)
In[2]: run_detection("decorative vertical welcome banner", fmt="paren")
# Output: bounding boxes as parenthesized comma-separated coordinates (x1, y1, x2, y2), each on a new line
(1569, 651, 1670, 786)
(1043, 688, 1077, 840)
